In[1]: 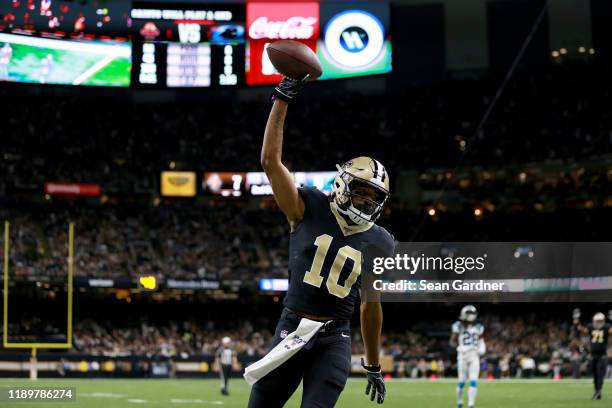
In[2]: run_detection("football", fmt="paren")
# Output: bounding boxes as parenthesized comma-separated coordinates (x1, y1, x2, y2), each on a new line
(266, 40, 323, 79)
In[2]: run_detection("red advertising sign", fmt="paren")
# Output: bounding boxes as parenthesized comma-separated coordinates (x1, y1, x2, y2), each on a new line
(44, 182, 102, 197)
(246, 2, 319, 85)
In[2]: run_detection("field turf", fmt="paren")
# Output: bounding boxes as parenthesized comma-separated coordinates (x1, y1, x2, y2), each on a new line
(0, 378, 606, 407)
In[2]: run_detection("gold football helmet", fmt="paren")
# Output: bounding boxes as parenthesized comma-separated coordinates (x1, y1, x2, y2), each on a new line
(331, 156, 390, 226)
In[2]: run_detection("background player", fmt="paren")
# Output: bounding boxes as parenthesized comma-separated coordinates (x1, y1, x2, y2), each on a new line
(0, 43, 12, 80)
(215, 336, 237, 396)
(450, 305, 486, 408)
(39, 54, 53, 84)
(574, 311, 612, 400)
(245, 76, 394, 407)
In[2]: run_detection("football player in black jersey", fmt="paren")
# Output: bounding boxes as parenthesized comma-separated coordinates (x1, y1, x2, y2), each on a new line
(574, 312, 611, 400)
(246, 76, 395, 407)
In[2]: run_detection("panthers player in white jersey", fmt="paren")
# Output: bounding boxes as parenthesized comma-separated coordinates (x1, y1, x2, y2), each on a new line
(450, 305, 485, 408)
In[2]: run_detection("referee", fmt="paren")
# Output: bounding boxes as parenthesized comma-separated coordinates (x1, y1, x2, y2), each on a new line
(574, 312, 612, 400)
(215, 337, 237, 396)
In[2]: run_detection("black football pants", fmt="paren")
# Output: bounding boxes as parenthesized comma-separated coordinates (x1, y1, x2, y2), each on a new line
(592, 355, 607, 392)
(248, 308, 352, 408)
(220, 364, 232, 392)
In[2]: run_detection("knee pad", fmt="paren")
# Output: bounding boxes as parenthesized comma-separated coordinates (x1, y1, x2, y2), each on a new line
(469, 380, 477, 388)
(457, 382, 465, 389)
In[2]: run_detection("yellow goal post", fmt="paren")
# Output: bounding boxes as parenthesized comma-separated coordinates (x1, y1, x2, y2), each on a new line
(3, 221, 74, 378)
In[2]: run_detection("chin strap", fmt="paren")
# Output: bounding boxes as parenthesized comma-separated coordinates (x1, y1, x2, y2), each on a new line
(338, 205, 373, 227)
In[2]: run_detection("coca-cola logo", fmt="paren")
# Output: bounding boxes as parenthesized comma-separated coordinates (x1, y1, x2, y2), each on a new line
(249, 16, 317, 40)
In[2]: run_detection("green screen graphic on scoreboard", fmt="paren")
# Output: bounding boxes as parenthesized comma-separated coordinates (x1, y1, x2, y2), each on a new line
(0, 34, 131, 87)
(317, 40, 392, 80)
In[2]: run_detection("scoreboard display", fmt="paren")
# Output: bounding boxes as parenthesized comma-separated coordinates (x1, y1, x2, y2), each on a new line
(130, 2, 245, 88)
(1, 1, 390, 88)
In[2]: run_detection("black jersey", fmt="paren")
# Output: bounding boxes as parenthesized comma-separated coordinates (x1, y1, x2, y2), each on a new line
(587, 323, 610, 355)
(283, 187, 395, 320)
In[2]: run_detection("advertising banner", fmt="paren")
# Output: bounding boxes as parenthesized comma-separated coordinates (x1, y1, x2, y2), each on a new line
(44, 182, 102, 197)
(160, 171, 197, 197)
(165, 279, 220, 290)
(247, 171, 335, 195)
(259, 278, 289, 291)
(317, 2, 391, 79)
(202, 172, 247, 196)
(246, 2, 319, 85)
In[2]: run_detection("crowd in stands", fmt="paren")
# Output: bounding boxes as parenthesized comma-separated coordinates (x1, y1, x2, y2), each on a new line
(1, 61, 611, 197)
(64, 314, 608, 379)
(2, 308, 609, 379)
(2, 201, 611, 281)
(360, 315, 580, 378)
(1, 60, 610, 281)
(2, 204, 257, 281)
(418, 163, 612, 213)
(72, 320, 272, 360)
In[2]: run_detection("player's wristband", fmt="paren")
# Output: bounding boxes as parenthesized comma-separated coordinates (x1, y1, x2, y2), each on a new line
(271, 75, 310, 103)
(271, 88, 292, 103)
(361, 357, 381, 372)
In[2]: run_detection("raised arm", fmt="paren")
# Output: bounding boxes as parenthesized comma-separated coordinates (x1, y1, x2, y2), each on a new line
(261, 100, 304, 229)
(260, 77, 309, 230)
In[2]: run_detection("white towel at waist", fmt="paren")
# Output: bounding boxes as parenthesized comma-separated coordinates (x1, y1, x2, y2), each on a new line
(243, 318, 324, 385)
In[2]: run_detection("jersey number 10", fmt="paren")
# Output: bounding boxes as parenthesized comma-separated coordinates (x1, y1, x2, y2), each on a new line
(303, 234, 362, 299)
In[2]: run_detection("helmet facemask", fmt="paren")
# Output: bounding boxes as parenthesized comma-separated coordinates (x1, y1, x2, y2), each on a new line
(460, 305, 477, 323)
(334, 167, 389, 226)
(464, 311, 477, 323)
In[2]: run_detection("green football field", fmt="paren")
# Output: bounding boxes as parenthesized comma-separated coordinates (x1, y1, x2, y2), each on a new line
(0, 378, 606, 407)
